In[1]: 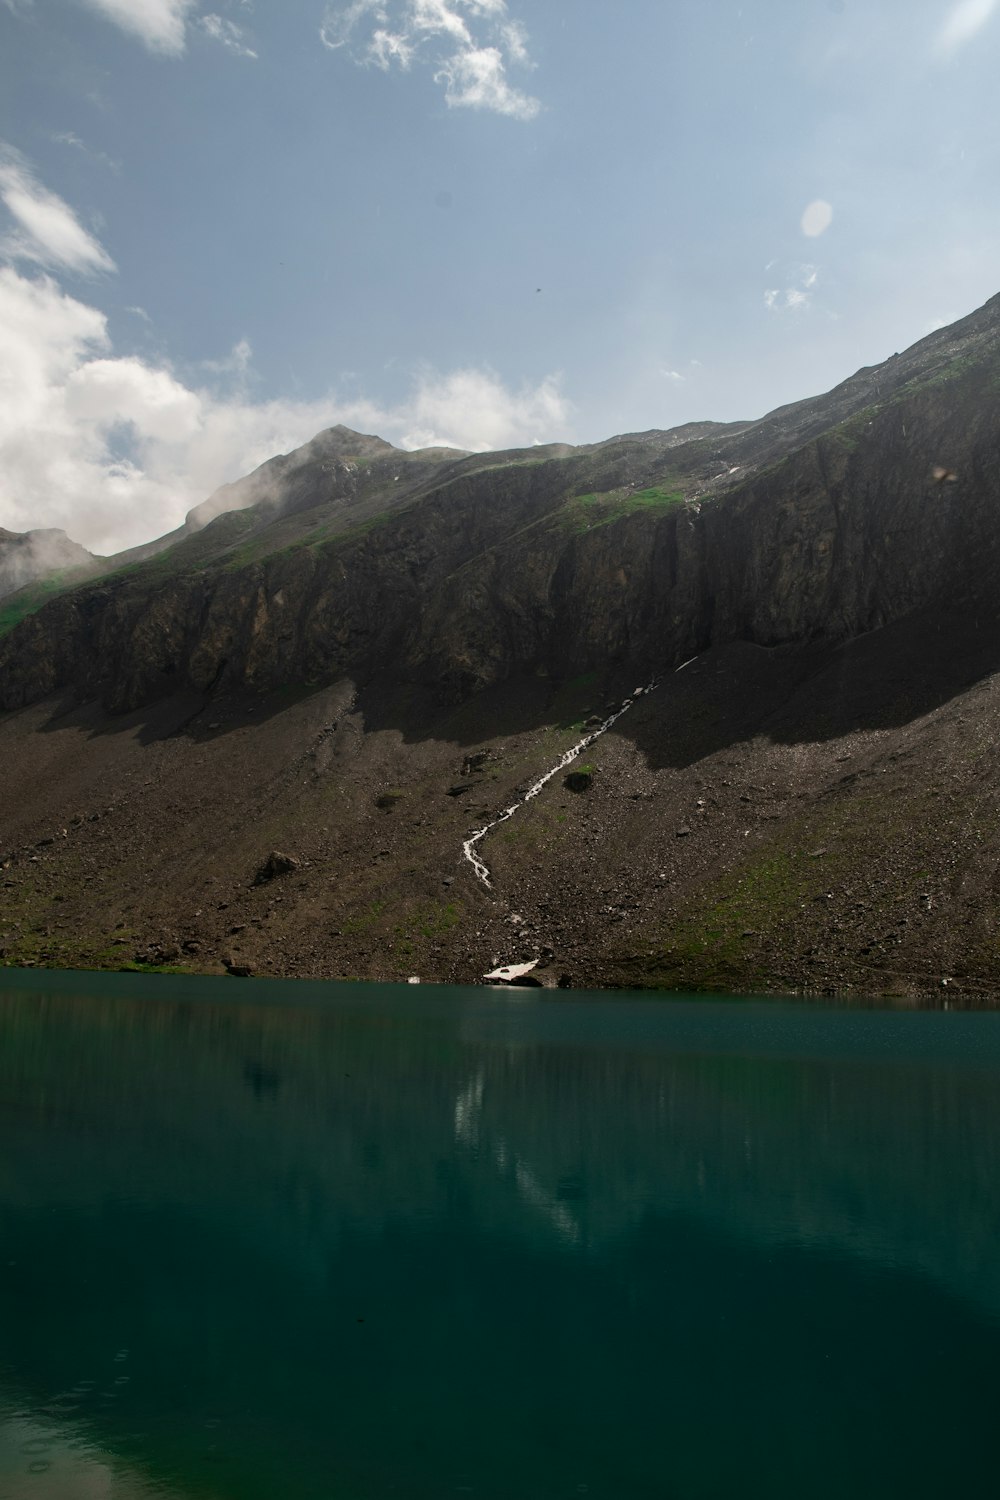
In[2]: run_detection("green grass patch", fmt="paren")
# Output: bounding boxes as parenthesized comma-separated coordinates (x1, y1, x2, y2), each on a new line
(628, 485, 687, 509)
(339, 896, 464, 959)
(0, 572, 82, 638)
(559, 483, 685, 534)
(402, 900, 463, 941)
(645, 782, 952, 990)
(341, 898, 388, 936)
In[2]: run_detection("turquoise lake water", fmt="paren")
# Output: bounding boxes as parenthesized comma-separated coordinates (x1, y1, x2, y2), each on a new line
(1, 971, 1000, 1498)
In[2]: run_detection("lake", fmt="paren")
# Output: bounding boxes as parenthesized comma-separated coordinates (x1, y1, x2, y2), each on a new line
(1, 971, 999, 1499)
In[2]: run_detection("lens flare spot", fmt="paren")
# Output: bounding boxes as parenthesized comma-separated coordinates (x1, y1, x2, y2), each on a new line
(801, 199, 833, 237)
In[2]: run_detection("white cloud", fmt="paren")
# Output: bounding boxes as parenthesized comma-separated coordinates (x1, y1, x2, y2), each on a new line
(765, 289, 805, 312)
(398, 365, 568, 449)
(411, 0, 470, 43)
(50, 130, 122, 174)
(67, 357, 203, 444)
(0, 266, 571, 554)
(0, 153, 569, 553)
(764, 264, 818, 314)
(200, 336, 254, 381)
(76, 0, 197, 55)
(499, 18, 529, 64)
(199, 14, 258, 59)
(435, 43, 538, 118)
(369, 27, 416, 67)
(321, 0, 540, 119)
(936, 0, 998, 53)
(319, 0, 379, 50)
(801, 199, 833, 237)
(0, 145, 115, 274)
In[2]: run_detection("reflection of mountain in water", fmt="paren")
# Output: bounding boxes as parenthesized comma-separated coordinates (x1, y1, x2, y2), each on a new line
(2, 975, 1000, 1498)
(4, 979, 997, 1306)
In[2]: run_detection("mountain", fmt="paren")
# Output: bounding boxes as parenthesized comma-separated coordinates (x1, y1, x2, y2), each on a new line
(3, 297, 1000, 997)
(0, 527, 99, 606)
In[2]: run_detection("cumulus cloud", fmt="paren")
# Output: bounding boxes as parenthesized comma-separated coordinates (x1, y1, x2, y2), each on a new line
(0, 266, 571, 554)
(397, 365, 568, 449)
(0, 145, 116, 274)
(320, 0, 540, 119)
(936, 0, 998, 54)
(76, 0, 198, 55)
(199, 14, 258, 58)
(0, 151, 568, 552)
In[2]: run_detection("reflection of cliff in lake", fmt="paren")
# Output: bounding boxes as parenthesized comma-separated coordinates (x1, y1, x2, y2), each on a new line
(3, 980, 999, 1311)
(2, 975, 1000, 1499)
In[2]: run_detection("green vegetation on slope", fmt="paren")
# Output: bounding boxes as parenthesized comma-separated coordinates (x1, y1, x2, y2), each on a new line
(0, 572, 85, 639)
(560, 484, 685, 533)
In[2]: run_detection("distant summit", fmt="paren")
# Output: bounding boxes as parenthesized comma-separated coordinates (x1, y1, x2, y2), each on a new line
(0, 527, 97, 603)
(185, 426, 466, 532)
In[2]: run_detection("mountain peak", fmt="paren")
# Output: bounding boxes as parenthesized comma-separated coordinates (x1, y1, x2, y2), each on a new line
(0, 526, 97, 602)
(307, 425, 399, 457)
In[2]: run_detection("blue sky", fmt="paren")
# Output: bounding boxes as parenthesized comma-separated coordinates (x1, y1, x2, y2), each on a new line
(1, 0, 998, 551)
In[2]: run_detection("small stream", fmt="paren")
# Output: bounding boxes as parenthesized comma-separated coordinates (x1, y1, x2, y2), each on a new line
(462, 657, 697, 887)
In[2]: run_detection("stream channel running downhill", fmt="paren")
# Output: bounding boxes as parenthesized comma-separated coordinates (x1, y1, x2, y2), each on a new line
(462, 656, 698, 887)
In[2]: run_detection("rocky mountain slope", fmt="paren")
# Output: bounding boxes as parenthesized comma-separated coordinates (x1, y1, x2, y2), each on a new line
(3, 296, 1000, 997)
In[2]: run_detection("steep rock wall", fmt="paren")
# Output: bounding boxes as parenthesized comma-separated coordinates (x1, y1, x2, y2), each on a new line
(2, 344, 1000, 716)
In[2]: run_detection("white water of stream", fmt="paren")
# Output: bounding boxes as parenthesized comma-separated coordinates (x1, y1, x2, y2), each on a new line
(462, 656, 698, 888)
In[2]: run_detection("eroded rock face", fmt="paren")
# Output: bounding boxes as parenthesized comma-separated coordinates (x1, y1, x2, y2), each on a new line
(3, 294, 1000, 715)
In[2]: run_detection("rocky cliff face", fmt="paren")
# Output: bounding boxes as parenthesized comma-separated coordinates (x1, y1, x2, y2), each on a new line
(2, 296, 999, 714)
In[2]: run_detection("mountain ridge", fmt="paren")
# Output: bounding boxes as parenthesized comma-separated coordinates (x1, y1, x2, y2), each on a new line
(3, 294, 1000, 997)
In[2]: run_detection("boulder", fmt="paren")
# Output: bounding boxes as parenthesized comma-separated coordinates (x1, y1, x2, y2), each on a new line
(253, 850, 300, 885)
